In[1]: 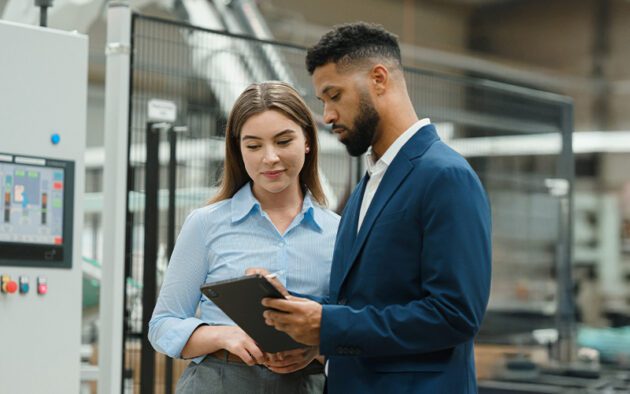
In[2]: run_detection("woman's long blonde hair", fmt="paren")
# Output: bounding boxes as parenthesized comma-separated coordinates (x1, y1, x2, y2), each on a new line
(208, 81, 326, 206)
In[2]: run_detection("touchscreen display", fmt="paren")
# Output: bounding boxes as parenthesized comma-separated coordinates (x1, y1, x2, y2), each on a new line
(0, 160, 64, 245)
(0, 153, 73, 269)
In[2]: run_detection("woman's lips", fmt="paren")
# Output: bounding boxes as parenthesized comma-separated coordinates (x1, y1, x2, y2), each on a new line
(262, 170, 285, 179)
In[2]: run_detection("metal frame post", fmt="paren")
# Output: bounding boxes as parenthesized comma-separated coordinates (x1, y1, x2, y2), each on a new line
(100, 1, 131, 393)
(164, 128, 177, 394)
(556, 102, 576, 363)
(141, 123, 161, 394)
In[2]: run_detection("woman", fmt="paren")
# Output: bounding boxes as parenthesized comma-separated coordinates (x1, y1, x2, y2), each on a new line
(149, 81, 339, 393)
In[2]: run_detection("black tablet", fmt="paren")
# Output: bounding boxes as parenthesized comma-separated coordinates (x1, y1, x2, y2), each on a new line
(200, 274, 304, 353)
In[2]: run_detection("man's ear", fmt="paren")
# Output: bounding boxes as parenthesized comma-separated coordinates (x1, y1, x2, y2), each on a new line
(370, 64, 389, 96)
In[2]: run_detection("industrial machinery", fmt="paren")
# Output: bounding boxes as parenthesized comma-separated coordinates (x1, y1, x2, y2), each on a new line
(0, 20, 87, 393)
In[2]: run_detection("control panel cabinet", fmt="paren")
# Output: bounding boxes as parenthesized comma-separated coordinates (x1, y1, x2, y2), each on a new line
(0, 20, 87, 394)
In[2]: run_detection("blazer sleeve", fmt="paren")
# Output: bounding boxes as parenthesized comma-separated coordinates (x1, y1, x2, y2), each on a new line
(289, 291, 329, 305)
(320, 166, 492, 357)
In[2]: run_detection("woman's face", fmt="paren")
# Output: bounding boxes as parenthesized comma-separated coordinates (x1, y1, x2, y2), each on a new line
(240, 110, 309, 197)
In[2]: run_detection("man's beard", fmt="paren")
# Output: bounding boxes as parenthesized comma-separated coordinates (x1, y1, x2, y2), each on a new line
(336, 92, 380, 157)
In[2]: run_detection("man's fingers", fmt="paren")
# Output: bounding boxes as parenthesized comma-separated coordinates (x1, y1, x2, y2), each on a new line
(266, 318, 291, 333)
(275, 348, 303, 358)
(262, 297, 297, 312)
(266, 277, 289, 297)
(267, 362, 302, 374)
(262, 298, 321, 346)
(265, 346, 317, 373)
(266, 358, 300, 368)
(263, 311, 300, 338)
(263, 310, 293, 327)
(265, 352, 301, 367)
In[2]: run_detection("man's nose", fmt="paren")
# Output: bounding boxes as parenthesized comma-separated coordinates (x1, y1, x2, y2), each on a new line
(323, 106, 337, 124)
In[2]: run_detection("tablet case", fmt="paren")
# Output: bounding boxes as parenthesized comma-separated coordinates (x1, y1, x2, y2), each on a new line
(200, 274, 304, 353)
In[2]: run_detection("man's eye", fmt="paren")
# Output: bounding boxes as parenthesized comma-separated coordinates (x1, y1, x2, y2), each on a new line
(330, 94, 340, 101)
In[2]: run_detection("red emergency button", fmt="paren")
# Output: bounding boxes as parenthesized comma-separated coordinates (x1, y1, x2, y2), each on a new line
(3, 280, 17, 294)
(1, 274, 18, 294)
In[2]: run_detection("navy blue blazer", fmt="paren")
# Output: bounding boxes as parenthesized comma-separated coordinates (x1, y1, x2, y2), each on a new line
(319, 124, 492, 393)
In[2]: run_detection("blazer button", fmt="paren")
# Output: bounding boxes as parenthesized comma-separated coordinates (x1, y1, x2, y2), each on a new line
(338, 298, 347, 305)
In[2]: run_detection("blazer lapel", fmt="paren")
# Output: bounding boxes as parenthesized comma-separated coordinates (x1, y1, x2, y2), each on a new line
(336, 158, 412, 288)
(329, 174, 369, 299)
(336, 124, 441, 291)
(346, 174, 369, 241)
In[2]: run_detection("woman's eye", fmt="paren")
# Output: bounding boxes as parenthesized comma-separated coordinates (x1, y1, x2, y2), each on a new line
(246, 145, 260, 150)
(277, 139, 292, 146)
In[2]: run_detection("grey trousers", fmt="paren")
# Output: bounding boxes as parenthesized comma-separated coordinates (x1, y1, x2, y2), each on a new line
(176, 353, 325, 394)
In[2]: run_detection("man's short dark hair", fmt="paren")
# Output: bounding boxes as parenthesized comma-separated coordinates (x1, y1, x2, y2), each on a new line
(306, 22, 402, 75)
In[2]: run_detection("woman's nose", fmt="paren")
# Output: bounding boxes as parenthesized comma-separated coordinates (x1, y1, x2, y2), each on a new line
(262, 147, 280, 163)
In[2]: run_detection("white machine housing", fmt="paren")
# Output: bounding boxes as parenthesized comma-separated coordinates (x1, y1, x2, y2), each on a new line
(0, 20, 87, 393)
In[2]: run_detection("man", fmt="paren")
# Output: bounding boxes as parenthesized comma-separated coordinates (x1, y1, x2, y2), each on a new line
(261, 22, 492, 393)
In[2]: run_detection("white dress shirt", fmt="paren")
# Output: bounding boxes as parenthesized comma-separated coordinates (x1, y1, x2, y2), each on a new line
(357, 118, 431, 232)
(325, 118, 431, 376)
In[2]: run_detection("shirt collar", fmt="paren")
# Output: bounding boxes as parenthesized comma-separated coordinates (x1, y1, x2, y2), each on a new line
(231, 183, 261, 223)
(365, 118, 431, 175)
(301, 191, 323, 232)
(230, 183, 323, 232)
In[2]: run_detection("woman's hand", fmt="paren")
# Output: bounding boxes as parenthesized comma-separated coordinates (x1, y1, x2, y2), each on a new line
(264, 346, 319, 374)
(217, 326, 266, 366)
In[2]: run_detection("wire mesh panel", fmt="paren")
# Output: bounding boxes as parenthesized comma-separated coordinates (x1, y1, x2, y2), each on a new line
(126, 14, 358, 393)
(126, 14, 573, 392)
(405, 69, 574, 344)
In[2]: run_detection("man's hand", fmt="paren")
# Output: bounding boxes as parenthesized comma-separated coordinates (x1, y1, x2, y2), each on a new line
(262, 296, 322, 346)
(244, 267, 289, 296)
(264, 346, 319, 374)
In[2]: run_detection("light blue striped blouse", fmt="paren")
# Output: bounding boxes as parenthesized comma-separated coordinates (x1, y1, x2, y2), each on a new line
(148, 183, 340, 363)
